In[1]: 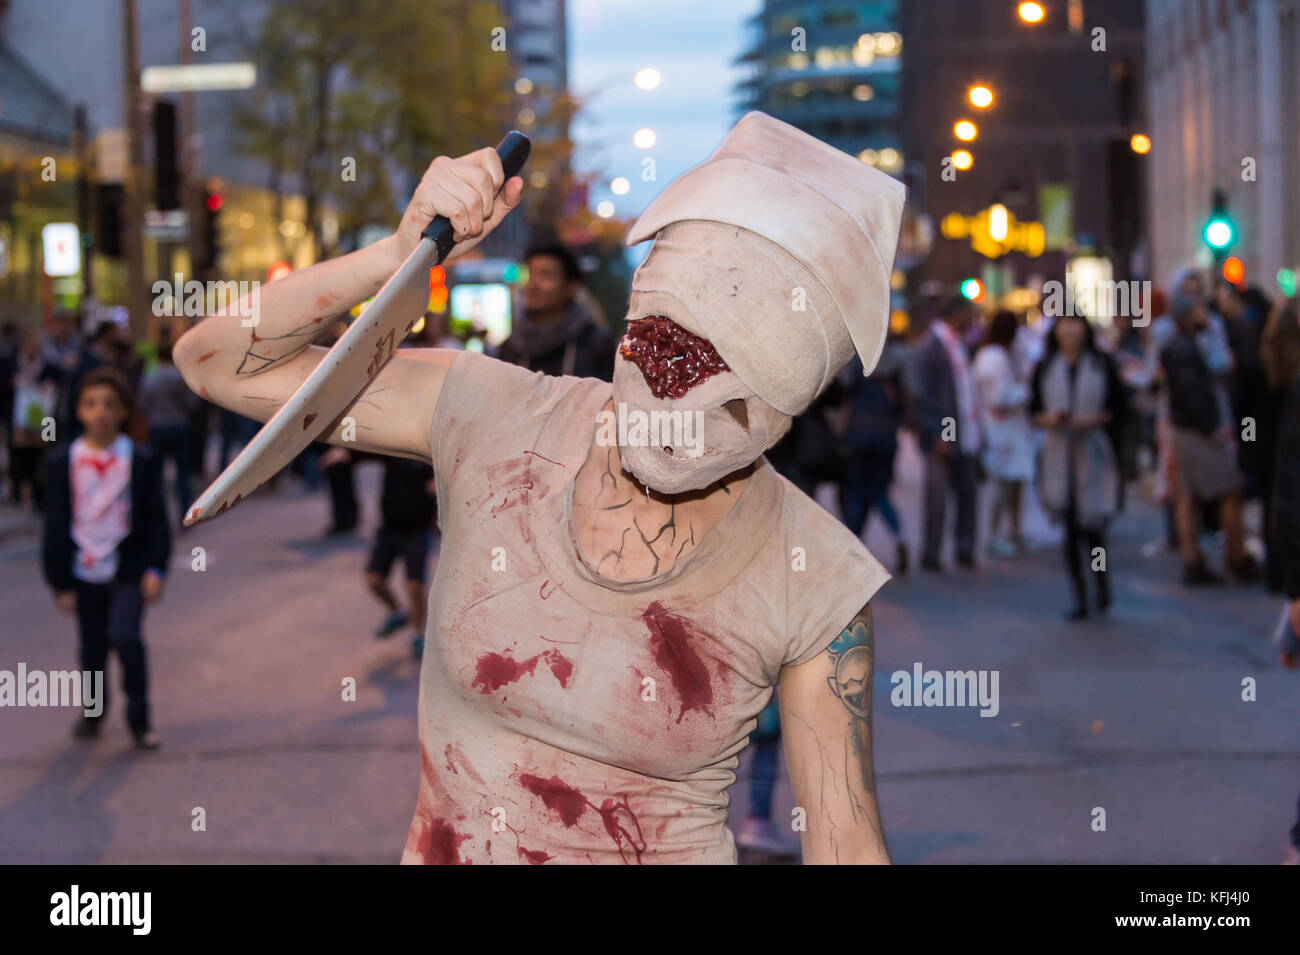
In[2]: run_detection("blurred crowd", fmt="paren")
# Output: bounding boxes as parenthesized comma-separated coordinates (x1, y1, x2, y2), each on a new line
(3, 256, 1297, 626)
(761, 268, 1300, 622)
(4, 247, 1297, 841)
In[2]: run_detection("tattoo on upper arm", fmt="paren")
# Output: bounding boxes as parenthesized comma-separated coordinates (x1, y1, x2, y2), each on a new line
(824, 604, 876, 794)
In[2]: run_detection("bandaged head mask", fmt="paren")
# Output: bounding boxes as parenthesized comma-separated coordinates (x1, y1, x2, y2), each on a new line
(611, 303, 792, 493)
(614, 112, 905, 494)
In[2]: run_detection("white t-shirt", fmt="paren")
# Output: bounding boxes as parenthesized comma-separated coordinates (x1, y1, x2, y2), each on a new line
(402, 352, 889, 864)
(69, 434, 133, 583)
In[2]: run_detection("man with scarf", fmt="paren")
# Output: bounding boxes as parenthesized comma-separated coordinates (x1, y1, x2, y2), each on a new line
(497, 243, 615, 381)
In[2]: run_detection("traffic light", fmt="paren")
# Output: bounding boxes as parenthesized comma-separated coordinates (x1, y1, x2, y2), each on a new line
(1278, 268, 1297, 297)
(428, 265, 448, 313)
(195, 185, 222, 273)
(1202, 189, 1234, 256)
(93, 183, 125, 258)
(1222, 256, 1245, 285)
(151, 99, 179, 211)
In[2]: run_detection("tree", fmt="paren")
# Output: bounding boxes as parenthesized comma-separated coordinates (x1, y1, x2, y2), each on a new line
(228, 0, 515, 260)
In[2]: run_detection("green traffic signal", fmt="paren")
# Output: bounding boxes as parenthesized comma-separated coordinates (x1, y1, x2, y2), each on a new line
(1203, 216, 1234, 250)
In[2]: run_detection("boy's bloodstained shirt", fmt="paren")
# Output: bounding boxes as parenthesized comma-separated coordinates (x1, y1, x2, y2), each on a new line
(403, 351, 887, 864)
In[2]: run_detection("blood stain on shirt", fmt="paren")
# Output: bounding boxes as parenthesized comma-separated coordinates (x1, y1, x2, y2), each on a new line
(517, 773, 589, 827)
(641, 602, 715, 723)
(502, 820, 554, 865)
(443, 743, 486, 784)
(595, 796, 647, 864)
(522, 449, 563, 467)
(472, 651, 540, 692)
(516, 773, 647, 864)
(415, 816, 473, 865)
(544, 649, 574, 688)
(473, 649, 573, 693)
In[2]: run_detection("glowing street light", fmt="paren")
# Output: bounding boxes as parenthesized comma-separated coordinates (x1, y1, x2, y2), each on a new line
(1018, 2, 1046, 23)
(514, 77, 533, 95)
(633, 127, 657, 149)
(954, 120, 978, 141)
(1130, 132, 1152, 154)
(596, 201, 615, 218)
(989, 203, 1009, 242)
(610, 177, 630, 195)
(951, 149, 974, 171)
(969, 85, 994, 109)
(633, 68, 661, 91)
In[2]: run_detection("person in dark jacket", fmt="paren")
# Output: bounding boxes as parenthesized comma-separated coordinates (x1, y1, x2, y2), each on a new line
(838, 342, 909, 574)
(914, 296, 981, 571)
(41, 365, 171, 749)
(366, 457, 437, 660)
(136, 342, 201, 525)
(1160, 295, 1255, 584)
(1264, 303, 1300, 617)
(1261, 301, 1300, 863)
(497, 243, 615, 381)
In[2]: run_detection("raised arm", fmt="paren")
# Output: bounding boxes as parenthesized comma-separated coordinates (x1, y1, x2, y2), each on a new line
(173, 148, 524, 461)
(778, 603, 889, 864)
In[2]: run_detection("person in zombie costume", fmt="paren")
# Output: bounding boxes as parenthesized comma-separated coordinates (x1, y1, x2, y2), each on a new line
(175, 112, 904, 864)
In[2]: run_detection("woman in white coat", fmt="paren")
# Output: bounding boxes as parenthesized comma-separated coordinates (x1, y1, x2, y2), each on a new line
(973, 310, 1035, 556)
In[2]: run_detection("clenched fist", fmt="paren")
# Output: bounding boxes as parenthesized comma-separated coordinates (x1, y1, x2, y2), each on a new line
(391, 148, 525, 265)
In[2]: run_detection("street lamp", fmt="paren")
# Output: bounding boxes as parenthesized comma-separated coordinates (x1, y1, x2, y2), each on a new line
(1017, 2, 1045, 23)
(633, 127, 657, 149)
(596, 201, 615, 218)
(633, 68, 661, 91)
(968, 85, 994, 109)
(610, 177, 630, 195)
(954, 120, 978, 141)
(1129, 133, 1151, 154)
(951, 149, 974, 171)
(989, 203, 1009, 242)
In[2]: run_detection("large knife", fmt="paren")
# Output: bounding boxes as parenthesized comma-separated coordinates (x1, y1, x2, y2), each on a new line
(183, 130, 531, 526)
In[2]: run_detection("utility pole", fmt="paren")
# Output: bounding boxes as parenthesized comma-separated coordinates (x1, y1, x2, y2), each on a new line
(179, 0, 200, 283)
(73, 103, 94, 300)
(121, 0, 149, 339)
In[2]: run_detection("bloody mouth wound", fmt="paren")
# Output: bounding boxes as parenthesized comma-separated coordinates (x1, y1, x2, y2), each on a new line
(619, 315, 730, 399)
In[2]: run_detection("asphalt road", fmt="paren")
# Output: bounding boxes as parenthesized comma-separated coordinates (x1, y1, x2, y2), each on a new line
(1, 437, 1295, 864)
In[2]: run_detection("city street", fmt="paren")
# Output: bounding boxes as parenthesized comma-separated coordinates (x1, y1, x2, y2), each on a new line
(2, 438, 1295, 864)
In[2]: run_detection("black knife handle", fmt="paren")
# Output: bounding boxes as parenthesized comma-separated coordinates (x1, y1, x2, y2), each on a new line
(421, 130, 531, 262)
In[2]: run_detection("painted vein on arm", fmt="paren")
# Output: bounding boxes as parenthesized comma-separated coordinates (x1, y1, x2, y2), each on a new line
(235, 317, 329, 375)
(786, 708, 843, 863)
